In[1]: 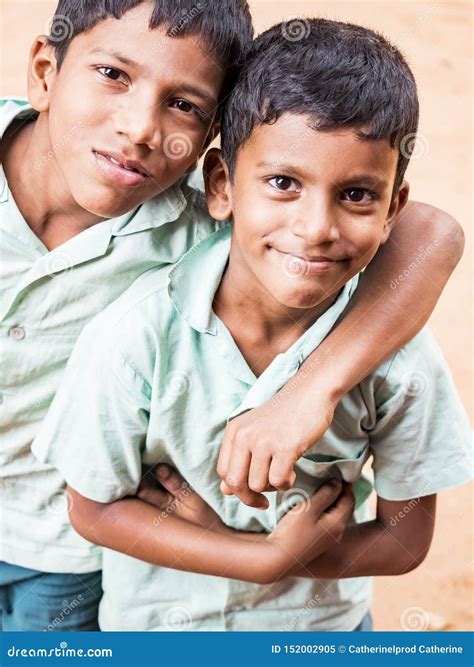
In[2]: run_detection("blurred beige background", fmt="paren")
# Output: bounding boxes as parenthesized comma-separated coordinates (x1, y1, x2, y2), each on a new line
(1, 0, 472, 631)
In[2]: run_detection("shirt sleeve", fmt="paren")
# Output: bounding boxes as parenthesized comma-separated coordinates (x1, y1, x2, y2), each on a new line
(368, 329, 473, 501)
(32, 313, 153, 504)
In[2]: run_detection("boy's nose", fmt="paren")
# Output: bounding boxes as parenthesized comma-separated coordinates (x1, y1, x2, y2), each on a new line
(291, 201, 340, 245)
(116, 105, 162, 150)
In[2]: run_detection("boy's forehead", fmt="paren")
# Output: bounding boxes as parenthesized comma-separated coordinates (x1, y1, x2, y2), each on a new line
(242, 113, 398, 184)
(66, 4, 223, 98)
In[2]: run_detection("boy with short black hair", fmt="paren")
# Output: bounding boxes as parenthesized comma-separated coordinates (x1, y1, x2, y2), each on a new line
(34, 17, 471, 632)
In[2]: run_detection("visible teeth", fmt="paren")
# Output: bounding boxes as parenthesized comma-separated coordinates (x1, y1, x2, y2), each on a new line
(101, 153, 141, 174)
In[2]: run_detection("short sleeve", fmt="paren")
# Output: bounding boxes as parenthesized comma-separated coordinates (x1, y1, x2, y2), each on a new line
(32, 313, 153, 503)
(368, 330, 473, 501)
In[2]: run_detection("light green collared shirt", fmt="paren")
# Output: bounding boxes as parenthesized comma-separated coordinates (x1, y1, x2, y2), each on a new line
(33, 224, 473, 631)
(0, 97, 218, 573)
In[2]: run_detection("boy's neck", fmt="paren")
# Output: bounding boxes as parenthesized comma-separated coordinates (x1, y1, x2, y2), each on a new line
(213, 254, 337, 378)
(1, 114, 106, 251)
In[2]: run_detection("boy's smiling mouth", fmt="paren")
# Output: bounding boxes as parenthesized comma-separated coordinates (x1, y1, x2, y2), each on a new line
(92, 150, 151, 187)
(270, 247, 345, 273)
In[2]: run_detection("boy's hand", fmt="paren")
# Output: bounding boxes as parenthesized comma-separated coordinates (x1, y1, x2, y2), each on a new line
(137, 464, 227, 534)
(217, 391, 337, 508)
(265, 480, 354, 577)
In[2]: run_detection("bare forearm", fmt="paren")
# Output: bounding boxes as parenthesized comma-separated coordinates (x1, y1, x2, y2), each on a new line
(295, 495, 436, 579)
(70, 494, 275, 584)
(295, 521, 428, 579)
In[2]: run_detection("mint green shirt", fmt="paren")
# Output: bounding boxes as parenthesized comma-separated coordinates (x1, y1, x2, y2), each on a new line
(33, 224, 472, 631)
(0, 97, 218, 573)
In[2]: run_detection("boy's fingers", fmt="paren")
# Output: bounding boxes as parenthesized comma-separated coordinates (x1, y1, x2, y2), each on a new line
(268, 453, 297, 490)
(216, 428, 234, 479)
(136, 483, 170, 509)
(307, 479, 343, 518)
(155, 464, 189, 498)
(220, 480, 234, 496)
(219, 480, 269, 510)
(248, 451, 272, 493)
(320, 484, 354, 535)
(327, 483, 355, 519)
(223, 448, 251, 493)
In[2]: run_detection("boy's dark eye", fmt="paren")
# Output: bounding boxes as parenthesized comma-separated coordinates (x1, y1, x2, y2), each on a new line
(97, 67, 127, 85)
(343, 188, 375, 203)
(268, 176, 301, 192)
(172, 100, 195, 114)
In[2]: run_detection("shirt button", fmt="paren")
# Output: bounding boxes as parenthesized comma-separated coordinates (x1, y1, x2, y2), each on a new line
(9, 326, 26, 341)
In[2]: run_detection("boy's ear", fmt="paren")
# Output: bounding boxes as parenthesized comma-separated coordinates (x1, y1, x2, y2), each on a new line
(381, 180, 410, 243)
(201, 122, 220, 155)
(28, 36, 58, 112)
(203, 148, 233, 222)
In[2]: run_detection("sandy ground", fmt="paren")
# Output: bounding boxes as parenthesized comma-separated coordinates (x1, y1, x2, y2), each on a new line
(1, 0, 472, 631)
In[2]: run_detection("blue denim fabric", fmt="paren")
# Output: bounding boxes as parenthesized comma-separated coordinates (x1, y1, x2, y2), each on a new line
(0, 561, 102, 631)
(353, 611, 373, 631)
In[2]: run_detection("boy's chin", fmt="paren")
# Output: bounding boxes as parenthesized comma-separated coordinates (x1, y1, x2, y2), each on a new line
(276, 288, 327, 311)
(75, 193, 141, 220)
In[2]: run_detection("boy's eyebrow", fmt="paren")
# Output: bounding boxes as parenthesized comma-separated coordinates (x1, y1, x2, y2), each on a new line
(174, 83, 218, 108)
(89, 48, 137, 68)
(337, 175, 389, 190)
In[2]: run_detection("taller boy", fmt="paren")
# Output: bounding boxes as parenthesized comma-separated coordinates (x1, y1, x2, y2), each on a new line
(0, 0, 465, 631)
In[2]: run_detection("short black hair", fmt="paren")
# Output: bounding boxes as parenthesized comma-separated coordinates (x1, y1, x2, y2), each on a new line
(48, 0, 254, 102)
(221, 18, 419, 192)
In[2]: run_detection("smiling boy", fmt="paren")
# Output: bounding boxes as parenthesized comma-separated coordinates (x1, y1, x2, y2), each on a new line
(33, 18, 472, 632)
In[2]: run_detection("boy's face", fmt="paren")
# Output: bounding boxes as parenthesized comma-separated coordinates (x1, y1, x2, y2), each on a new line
(34, 4, 223, 218)
(207, 113, 408, 312)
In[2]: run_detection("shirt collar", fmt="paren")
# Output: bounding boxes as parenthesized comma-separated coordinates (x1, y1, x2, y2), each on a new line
(111, 181, 187, 236)
(0, 98, 37, 203)
(168, 223, 230, 335)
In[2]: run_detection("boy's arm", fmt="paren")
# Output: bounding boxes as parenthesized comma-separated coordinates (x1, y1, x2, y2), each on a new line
(218, 203, 465, 506)
(293, 494, 436, 578)
(67, 479, 351, 585)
